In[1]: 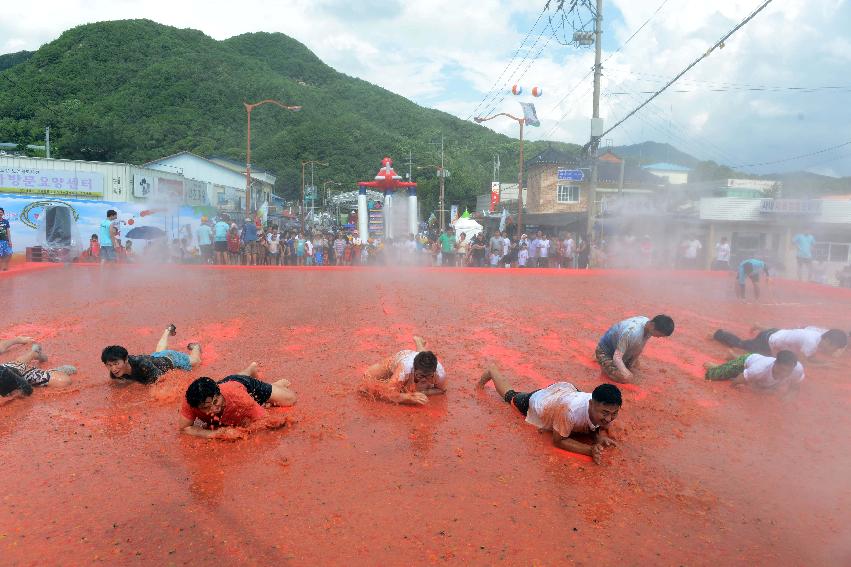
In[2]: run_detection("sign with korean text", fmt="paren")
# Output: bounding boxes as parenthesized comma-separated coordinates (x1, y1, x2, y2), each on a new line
(558, 169, 584, 182)
(759, 198, 821, 215)
(0, 167, 103, 196)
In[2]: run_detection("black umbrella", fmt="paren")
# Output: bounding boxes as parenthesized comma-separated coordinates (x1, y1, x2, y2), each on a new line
(125, 226, 167, 240)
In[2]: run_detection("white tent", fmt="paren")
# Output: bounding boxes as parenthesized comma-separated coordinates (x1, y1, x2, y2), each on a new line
(452, 215, 483, 240)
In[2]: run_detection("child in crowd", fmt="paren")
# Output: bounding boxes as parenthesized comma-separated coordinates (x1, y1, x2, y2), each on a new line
(0, 343, 75, 402)
(361, 336, 446, 405)
(102, 324, 201, 384)
(477, 365, 621, 464)
(595, 315, 675, 383)
(517, 243, 529, 267)
(704, 350, 804, 395)
(712, 325, 847, 362)
(178, 362, 296, 439)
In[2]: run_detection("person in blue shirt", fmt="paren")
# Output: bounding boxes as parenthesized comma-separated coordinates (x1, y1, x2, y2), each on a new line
(0, 207, 13, 271)
(736, 259, 769, 300)
(196, 219, 213, 264)
(792, 230, 815, 281)
(241, 218, 259, 265)
(99, 209, 120, 264)
(213, 216, 230, 264)
(595, 314, 675, 383)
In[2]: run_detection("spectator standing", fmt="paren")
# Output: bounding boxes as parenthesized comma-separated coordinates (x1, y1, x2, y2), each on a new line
(213, 216, 229, 265)
(713, 237, 731, 271)
(267, 225, 282, 265)
(99, 209, 121, 265)
(439, 228, 456, 266)
(683, 236, 703, 269)
(226, 224, 241, 265)
(792, 229, 816, 281)
(538, 233, 551, 268)
(197, 219, 213, 264)
(334, 234, 346, 266)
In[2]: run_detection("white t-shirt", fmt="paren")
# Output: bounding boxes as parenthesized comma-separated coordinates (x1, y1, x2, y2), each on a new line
(526, 382, 602, 438)
(518, 249, 529, 266)
(768, 327, 825, 358)
(391, 350, 447, 391)
(564, 238, 575, 257)
(538, 239, 550, 258)
(502, 239, 510, 256)
(743, 354, 805, 389)
(715, 242, 731, 262)
(266, 233, 280, 254)
(528, 239, 539, 258)
(684, 239, 702, 259)
(305, 240, 314, 255)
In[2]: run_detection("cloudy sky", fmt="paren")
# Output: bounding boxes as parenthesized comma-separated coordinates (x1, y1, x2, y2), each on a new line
(2, 0, 850, 175)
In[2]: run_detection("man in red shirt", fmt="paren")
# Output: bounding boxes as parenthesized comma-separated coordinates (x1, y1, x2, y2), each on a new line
(178, 362, 296, 439)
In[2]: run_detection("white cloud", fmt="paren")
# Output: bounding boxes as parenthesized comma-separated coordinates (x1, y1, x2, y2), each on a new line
(1, 0, 851, 174)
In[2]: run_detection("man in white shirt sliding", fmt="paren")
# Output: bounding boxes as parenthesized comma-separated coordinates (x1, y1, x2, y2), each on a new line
(704, 350, 804, 396)
(712, 325, 847, 363)
(477, 365, 621, 464)
(360, 335, 447, 405)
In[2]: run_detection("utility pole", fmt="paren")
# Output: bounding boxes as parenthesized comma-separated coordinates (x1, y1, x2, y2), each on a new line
(587, 0, 603, 236)
(45, 126, 50, 159)
(439, 135, 445, 231)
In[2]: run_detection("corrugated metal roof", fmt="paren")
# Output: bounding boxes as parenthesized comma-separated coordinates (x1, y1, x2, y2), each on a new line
(643, 162, 692, 172)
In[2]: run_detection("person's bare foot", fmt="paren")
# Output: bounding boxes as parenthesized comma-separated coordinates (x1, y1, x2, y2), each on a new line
(703, 361, 714, 370)
(53, 365, 77, 375)
(187, 342, 201, 353)
(16, 336, 35, 345)
(477, 369, 493, 388)
(274, 378, 291, 388)
(31, 343, 48, 363)
(167, 324, 177, 336)
(247, 362, 259, 377)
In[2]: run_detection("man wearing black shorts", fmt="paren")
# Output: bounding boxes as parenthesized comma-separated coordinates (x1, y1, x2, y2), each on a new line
(178, 362, 296, 439)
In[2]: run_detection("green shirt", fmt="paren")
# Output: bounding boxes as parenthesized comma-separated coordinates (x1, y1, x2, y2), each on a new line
(439, 233, 456, 253)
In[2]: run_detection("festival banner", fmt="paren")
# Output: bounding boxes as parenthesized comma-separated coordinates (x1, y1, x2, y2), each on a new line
(490, 182, 500, 212)
(0, 166, 104, 196)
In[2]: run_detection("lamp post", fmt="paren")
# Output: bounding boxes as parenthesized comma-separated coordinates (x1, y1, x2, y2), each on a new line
(323, 180, 342, 224)
(474, 112, 525, 238)
(301, 160, 327, 232)
(244, 99, 301, 216)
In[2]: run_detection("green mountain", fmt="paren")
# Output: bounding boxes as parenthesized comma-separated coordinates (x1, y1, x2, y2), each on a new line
(0, 19, 580, 212)
(0, 51, 33, 73)
(610, 141, 700, 168)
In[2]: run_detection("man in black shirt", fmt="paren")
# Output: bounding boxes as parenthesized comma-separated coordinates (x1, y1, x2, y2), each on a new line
(102, 324, 201, 384)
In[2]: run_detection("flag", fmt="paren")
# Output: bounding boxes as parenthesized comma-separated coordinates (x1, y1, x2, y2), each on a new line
(499, 208, 508, 232)
(520, 102, 540, 127)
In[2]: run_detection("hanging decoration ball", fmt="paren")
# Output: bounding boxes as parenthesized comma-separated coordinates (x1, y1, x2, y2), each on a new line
(127, 218, 135, 225)
(511, 84, 523, 95)
(531, 86, 543, 97)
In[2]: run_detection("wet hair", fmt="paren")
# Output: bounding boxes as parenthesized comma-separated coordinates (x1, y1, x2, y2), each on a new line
(592, 384, 622, 406)
(651, 314, 675, 336)
(101, 345, 129, 363)
(0, 207, 4, 213)
(185, 377, 220, 407)
(775, 350, 798, 367)
(106, 209, 117, 218)
(822, 329, 848, 349)
(413, 351, 438, 374)
(0, 366, 33, 397)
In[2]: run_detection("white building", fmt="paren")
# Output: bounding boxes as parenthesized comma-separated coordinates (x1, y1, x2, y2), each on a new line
(642, 162, 691, 185)
(700, 196, 851, 283)
(145, 151, 274, 214)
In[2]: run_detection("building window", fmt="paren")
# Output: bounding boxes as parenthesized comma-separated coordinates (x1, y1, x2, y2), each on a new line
(814, 242, 851, 263)
(557, 184, 579, 203)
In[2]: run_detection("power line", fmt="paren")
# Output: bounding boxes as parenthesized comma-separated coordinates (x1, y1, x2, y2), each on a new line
(467, 2, 550, 120)
(541, 0, 671, 139)
(731, 140, 851, 168)
(591, 0, 776, 146)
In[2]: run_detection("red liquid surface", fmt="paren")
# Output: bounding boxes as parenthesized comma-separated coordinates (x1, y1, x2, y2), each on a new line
(1, 266, 849, 565)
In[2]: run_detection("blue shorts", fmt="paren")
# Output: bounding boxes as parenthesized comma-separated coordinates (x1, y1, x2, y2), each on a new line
(0, 241, 12, 257)
(151, 350, 192, 370)
(101, 246, 117, 262)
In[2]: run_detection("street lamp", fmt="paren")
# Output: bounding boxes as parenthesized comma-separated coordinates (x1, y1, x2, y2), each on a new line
(301, 160, 327, 231)
(474, 112, 525, 237)
(244, 99, 301, 215)
(323, 180, 343, 223)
